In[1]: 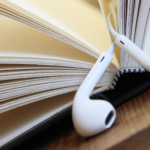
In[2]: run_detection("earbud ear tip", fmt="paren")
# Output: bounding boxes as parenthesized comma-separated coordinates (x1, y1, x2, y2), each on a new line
(72, 100, 116, 137)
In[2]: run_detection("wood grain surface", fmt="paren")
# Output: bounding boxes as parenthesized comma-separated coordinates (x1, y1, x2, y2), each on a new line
(13, 90, 150, 150)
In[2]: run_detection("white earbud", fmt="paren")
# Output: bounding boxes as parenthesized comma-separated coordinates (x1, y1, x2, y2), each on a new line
(73, 3, 150, 137)
(107, 13, 150, 72)
(115, 35, 150, 72)
(72, 45, 116, 137)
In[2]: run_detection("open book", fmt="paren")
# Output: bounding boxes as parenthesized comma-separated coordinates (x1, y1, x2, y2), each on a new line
(0, 0, 150, 149)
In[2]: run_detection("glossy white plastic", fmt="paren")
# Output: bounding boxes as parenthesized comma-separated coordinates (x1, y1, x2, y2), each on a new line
(108, 12, 150, 72)
(72, 46, 116, 137)
(115, 35, 150, 72)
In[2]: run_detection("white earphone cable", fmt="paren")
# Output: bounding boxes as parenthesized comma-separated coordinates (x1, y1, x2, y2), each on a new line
(109, 1, 118, 33)
(107, 13, 119, 40)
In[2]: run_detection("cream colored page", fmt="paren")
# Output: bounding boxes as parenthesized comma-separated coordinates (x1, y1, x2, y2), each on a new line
(7, 0, 112, 55)
(0, 15, 96, 64)
(0, 0, 68, 35)
(0, 92, 74, 146)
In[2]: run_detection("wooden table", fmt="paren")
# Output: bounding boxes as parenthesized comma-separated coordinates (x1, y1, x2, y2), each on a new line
(13, 90, 150, 150)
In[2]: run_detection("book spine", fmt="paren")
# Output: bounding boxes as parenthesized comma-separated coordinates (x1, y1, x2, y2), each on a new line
(111, 68, 146, 90)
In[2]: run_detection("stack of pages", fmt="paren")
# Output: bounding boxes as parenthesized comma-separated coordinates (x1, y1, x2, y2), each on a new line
(0, 0, 150, 149)
(0, 0, 118, 148)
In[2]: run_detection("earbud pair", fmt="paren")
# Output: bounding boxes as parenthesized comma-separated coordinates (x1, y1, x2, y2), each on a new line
(72, 11, 150, 137)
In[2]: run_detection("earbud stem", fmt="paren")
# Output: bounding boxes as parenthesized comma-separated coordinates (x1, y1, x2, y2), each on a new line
(75, 48, 113, 101)
(115, 35, 150, 72)
(72, 46, 116, 137)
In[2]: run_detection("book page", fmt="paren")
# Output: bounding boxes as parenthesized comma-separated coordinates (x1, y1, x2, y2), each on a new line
(3, 0, 111, 55)
(0, 0, 119, 67)
(133, 0, 150, 68)
(0, 15, 96, 64)
(0, 92, 74, 146)
(143, 10, 150, 56)
(131, 0, 140, 42)
(0, 1, 99, 58)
